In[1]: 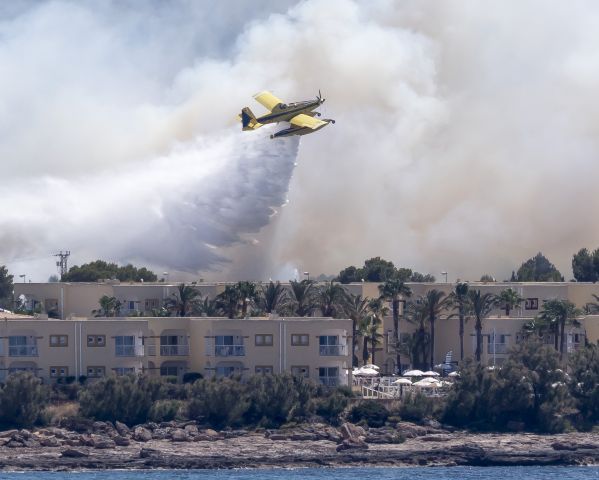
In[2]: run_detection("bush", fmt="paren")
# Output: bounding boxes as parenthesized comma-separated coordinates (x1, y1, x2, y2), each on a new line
(148, 399, 186, 422)
(0, 373, 47, 428)
(188, 377, 249, 429)
(314, 390, 350, 425)
(79, 374, 165, 425)
(349, 400, 388, 427)
(182, 372, 203, 384)
(244, 373, 304, 427)
(396, 392, 436, 423)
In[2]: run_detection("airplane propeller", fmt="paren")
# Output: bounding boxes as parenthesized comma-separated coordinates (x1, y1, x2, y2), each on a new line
(317, 89, 325, 103)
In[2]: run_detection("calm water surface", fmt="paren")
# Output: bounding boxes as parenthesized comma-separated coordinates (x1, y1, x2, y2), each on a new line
(0, 467, 598, 480)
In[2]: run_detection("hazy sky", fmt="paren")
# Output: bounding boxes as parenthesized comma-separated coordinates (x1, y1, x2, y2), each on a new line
(2, 0, 599, 282)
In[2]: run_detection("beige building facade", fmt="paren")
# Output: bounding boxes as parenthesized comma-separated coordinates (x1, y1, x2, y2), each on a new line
(12, 280, 599, 375)
(0, 315, 351, 386)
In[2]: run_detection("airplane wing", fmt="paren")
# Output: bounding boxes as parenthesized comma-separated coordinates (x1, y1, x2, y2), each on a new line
(253, 91, 284, 112)
(290, 113, 328, 129)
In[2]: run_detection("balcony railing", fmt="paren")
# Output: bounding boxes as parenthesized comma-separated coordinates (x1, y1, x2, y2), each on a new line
(215, 345, 245, 357)
(9, 345, 38, 357)
(115, 345, 144, 357)
(160, 345, 190, 356)
(568, 343, 582, 353)
(319, 377, 339, 387)
(487, 343, 508, 354)
(319, 345, 346, 356)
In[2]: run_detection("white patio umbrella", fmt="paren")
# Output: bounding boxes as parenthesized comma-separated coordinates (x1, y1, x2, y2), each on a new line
(355, 367, 379, 376)
(363, 363, 380, 370)
(402, 369, 425, 377)
(393, 378, 413, 385)
(422, 370, 440, 377)
(448, 371, 460, 377)
(413, 378, 442, 387)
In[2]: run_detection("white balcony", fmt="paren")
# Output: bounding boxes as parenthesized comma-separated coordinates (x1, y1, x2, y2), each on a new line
(319, 345, 346, 356)
(115, 345, 144, 357)
(160, 345, 190, 356)
(487, 343, 508, 354)
(9, 345, 38, 357)
(319, 376, 339, 387)
(215, 345, 245, 357)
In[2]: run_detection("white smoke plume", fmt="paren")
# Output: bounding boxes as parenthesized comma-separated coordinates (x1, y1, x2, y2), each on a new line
(2, 1, 599, 281)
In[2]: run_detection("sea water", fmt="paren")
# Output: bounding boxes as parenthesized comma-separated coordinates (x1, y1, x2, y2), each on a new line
(0, 467, 598, 480)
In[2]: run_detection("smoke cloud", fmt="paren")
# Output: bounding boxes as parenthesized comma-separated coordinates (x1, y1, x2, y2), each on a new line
(2, 1, 599, 281)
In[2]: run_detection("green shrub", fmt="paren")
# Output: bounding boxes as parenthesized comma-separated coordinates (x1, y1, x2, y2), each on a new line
(79, 374, 164, 425)
(148, 399, 186, 422)
(244, 373, 303, 427)
(314, 390, 350, 425)
(0, 373, 47, 428)
(349, 400, 388, 427)
(396, 392, 436, 423)
(188, 377, 249, 429)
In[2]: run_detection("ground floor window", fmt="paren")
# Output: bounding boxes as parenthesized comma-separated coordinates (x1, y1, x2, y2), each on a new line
(318, 367, 339, 387)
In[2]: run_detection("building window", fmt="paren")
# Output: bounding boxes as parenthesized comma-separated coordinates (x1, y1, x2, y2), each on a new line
(318, 366, 339, 387)
(8, 336, 38, 357)
(49, 335, 68, 347)
(255, 334, 273, 346)
(319, 335, 342, 356)
(215, 365, 239, 377)
(115, 336, 136, 356)
(145, 298, 160, 311)
(50, 366, 68, 378)
(160, 365, 180, 376)
(255, 365, 273, 375)
(291, 365, 309, 378)
(87, 335, 106, 347)
(291, 334, 309, 346)
(525, 298, 539, 310)
(214, 335, 245, 356)
(87, 366, 105, 378)
(114, 367, 135, 376)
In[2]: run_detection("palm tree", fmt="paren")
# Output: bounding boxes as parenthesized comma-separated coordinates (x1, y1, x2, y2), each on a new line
(378, 279, 412, 374)
(215, 285, 242, 319)
(288, 279, 317, 316)
(447, 282, 470, 362)
(234, 281, 260, 317)
(258, 281, 290, 315)
(420, 289, 448, 369)
(93, 295, 122, 317)
(538, 299, 582, 362)
(368, 317, 384, 364)
(496, 288, 524, 316)
(584, 294, 599, 314)
(467, 289, 496, 362)
(367, 297, 388, 367)
(164, 284, 201, 317)
(358, 315, 371, 365)
(344, 294, 371, 367)
(316, 281, 348, 317)
(405, 300, 430, 370)
(199, 297, 220, 316)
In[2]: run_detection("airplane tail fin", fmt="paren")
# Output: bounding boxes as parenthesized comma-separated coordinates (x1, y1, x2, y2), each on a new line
(241, 107, 262, 130)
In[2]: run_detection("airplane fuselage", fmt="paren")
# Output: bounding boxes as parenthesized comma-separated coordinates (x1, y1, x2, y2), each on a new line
(257, 99, 322, 124)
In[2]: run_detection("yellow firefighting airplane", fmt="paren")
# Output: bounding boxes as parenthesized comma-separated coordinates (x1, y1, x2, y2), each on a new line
(240, 90, 335, 139)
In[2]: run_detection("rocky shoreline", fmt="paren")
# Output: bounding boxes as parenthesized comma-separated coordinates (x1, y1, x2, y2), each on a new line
(0, 419, 598, 470)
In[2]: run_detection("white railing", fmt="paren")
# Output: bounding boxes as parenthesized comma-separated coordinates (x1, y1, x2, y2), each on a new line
(319, 345, 346, 356)
(115, 345, 144, 357)
(488, 343, 508, 354)
(160, 345, 190, 356)
(215, 345, 245, 357)
(9, 345, 38, 357)
(319, 377, 339, 387)
(361, 385, 396, 399)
